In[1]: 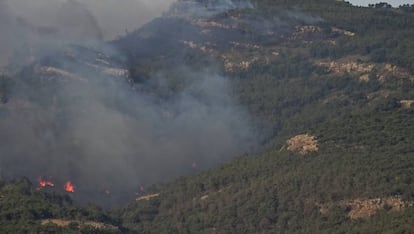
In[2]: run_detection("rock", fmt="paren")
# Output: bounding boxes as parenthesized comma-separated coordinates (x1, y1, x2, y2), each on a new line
(286, 134, 318, 155)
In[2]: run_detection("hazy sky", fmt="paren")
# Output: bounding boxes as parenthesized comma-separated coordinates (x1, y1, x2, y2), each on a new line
(6, 0, 175, 39)
(348, 0, 414, 6)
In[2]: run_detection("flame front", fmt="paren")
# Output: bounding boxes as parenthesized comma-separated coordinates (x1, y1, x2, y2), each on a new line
(37, 177, 55, 187)
(64, 181, 75, 193)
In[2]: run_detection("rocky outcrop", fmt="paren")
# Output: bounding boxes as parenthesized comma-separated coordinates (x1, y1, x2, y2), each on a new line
(287, 134, 318, 155)
(41, 219, 118, 231)
(331, 27, 355, 37)
(318, 60, 374, 75)
(400, 100, 414, 108)
(317, 59, 414, 82)
(136, 193, 160, 201)
(221, 54, 259, 72)
(318, 197, 413, 220)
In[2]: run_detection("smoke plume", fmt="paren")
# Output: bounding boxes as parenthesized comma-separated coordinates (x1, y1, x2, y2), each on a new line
(0, 0, 259, 206)
(6, 0, 176, 39)
(0, 0, 177, 68)
(169, 0, 253, 17)
(0, 47, 257, 205)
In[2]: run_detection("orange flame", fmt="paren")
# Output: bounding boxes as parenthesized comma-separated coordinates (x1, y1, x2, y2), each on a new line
(64, 181, 75, 193)
(37, 177, 55, 187)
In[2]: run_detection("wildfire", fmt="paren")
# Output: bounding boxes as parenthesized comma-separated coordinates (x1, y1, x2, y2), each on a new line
(37, 177, 55, 188)
(35, 177, 77, 193)
(64, 181, 75, 193)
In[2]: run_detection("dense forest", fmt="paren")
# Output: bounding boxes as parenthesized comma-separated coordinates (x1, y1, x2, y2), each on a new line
(1, 0, 414, 233)
(117, 0, 414, 232)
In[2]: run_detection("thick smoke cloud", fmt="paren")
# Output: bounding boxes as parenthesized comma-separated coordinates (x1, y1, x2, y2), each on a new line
(0, 0, 258, 205)
(0, 49, 257, 205)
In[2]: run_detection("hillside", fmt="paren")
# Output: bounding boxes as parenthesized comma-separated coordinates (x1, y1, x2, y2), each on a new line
(1, 0, 414, 233)
(115, 0, 414, 145)
(114, 0, 414, 233)
(0, 178, 123, 233)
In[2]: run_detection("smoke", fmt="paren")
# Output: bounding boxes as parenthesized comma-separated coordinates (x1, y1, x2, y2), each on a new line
(0, 0, 258, 68)
(6, 0, 176, 39)
(0, 0, 261, 206)
(0, 0, 176, 68)
(286, 11, 323, 24)
(168, 0, 253, 17)
(0, 0, 20, 67)
(0, 43, 257, 206)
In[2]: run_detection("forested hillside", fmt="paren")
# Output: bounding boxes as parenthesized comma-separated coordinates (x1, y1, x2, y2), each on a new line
(1, 0, 414, 233)
(0, 178, 123, 233)
(115, 0, 414, 232)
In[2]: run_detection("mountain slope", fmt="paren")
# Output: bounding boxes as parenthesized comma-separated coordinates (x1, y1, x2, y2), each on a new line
(114, 0, 414, 146)
(0, 178, 123, 233)
(0, 0, 414, 233)
(115, 0, 414, 232)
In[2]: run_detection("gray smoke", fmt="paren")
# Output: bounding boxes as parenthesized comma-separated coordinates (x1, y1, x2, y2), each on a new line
(168, 0, 253, 17)
(6, 0, 176, 39)
(0, 48, 257, 205)
(0, 0, 20, 67)
(0, 0, 259, 206)
(0, 0, 177, 68)
(286, 11, 323, 24)
(0, 0, 102, 68)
